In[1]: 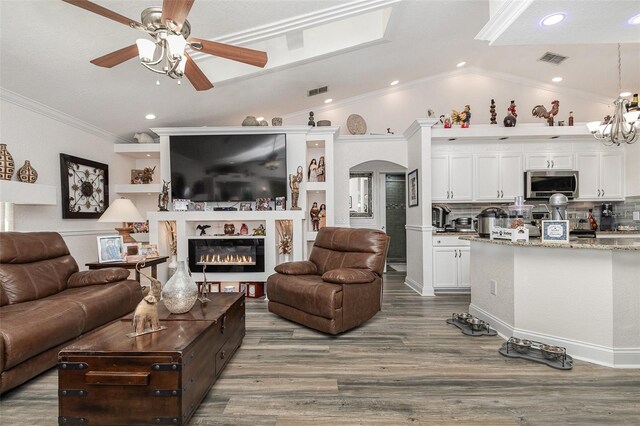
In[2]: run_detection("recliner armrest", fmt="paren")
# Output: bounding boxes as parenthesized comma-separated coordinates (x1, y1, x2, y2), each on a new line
(274, 261, 318, 275)
(67, 268, 130, 288)
(322, 268, 376, 284)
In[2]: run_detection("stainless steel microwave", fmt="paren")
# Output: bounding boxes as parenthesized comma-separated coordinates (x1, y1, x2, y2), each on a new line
(525, 170, 579, 199)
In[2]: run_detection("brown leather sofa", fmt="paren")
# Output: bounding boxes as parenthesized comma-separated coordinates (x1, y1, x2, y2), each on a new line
(267, 227, 390, 335)
(0, 232, 143, 394)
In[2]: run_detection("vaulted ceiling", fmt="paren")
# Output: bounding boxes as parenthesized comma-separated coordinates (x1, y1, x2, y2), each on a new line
(1, 0, 638, 141)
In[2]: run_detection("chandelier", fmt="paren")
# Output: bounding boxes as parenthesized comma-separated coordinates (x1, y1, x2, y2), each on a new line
(133, 8, 203, 82)
(586, 44, 639, 146)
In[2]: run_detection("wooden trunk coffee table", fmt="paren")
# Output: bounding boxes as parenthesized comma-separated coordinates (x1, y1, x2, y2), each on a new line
(58, 294, 245, 425)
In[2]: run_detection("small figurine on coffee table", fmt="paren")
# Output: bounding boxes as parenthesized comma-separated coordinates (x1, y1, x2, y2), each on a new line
(310, 202, 320, 231)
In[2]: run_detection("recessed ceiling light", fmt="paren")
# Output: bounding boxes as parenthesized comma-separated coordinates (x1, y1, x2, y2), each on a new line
(146, 154, 151, 157)
(620, 91, 632, 97)
(145, 114, 156, 120)
(552, 77, 563, 82)
(390, 80, 399, 86)
(314, 143, 319, 146)
(629, 13, 640, 25)
(540, 13, 566, 26)
(456, 61, 466, 68)
(256, 116, 264, 121)
(324, 98, 333, 104)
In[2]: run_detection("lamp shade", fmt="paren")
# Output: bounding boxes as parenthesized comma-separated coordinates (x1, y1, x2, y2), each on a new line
(136, 38, 156, 62)
(98, 198, 144, 223)
(586, 121, 601, 133)
(177, 55, 187, 74)
(167, 34, 187, 59)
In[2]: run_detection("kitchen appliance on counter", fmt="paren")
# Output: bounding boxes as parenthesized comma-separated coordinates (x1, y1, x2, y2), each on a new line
(525, 170, 578, 200)
(600, 203, 616, 231)
(452, 217, 476, 232)
(549, 193, 569, 220)
(432, 204, 451, 229)
(477, 207, 508, 237)
(505, 198, 540, 237)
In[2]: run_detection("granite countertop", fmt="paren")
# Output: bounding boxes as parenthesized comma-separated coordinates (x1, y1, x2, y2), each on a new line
(596, 230, 640, 234)
(460, 236, 640, 251)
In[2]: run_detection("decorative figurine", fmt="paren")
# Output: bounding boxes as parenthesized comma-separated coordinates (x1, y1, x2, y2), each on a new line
(532, 100, 560, 126)
(439, 114, 445, 125)
(272, 117, 283, 126)
(386, 128, 394, 134)
(141, 166, 156, 184)
(317, 156, 325, 182)
(490, 99, 497, 124)
(289, 166, 303, 210)
(504, 100, 517, 127)
(452, 105, 471, 127)
(196, 224, 211, 236)
(253, 224, 266, 236)
(310, 202, 320, 231)
(308, 158, 318, 182)
(240, 223, 249, 235)
(444, 115, 452, 128)
(568, 111, 574, 126)
(158, 180, 170, 211)
(308, 111, 316, 127)
(129, 267, 166, 337)
(134, 132, 155, 143)
(318, 204, 327, 229)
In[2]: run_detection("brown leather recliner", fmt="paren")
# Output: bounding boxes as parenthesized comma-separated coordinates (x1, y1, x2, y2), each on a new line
(0, 232, 143, 394)
(267, 227, 390, 335)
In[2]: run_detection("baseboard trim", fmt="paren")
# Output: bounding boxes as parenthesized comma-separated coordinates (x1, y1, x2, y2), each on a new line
(469, 304, 640, 368)
(405, 276, 435, 297)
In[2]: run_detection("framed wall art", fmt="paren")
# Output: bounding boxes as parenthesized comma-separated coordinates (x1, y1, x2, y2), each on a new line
(408, 169, 419, 207)
(60, 154, 109, 219)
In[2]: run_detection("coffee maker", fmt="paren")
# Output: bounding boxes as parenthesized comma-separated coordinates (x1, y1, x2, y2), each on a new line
(600, 203, 615, 231)
(432, 205, 451, 229)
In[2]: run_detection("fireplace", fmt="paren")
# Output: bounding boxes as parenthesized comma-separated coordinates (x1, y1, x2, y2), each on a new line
(188, 238, 265, 273)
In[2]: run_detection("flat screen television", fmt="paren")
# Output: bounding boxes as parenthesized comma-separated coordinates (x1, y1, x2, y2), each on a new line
(169, 134, 287, 203)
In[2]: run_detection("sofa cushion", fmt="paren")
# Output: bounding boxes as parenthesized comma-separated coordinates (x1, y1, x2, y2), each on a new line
(48, 280, 142, 332)
(0, 256, 79, 305)
(274, 261, 317, 275)
(68, 268, 130, 288)
(322, 268, 376, 284)
(0, 300, 86, 370)
(267, 274, 342, 320)
(0, 232, 71, 264)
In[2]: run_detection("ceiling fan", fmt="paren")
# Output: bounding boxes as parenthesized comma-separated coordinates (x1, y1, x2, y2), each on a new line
(62, 0, 268, 91)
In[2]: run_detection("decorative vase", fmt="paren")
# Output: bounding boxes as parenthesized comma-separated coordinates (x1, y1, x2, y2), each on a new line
(167, 255, 178, 277)
(17, 160, 38, 184)
(224, 223, 235, 235)
(162, 260, 198, 314)
(0, 144, 15, 181)
(242, 116, 259, 126)
(272, 117, 282, 126)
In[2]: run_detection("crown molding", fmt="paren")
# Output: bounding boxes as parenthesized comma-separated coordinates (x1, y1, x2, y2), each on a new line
(151, 125, 312, 136)
(404, 119, 439, 140)
(475, 0, 534, 45)
(0, 88, 129, 143)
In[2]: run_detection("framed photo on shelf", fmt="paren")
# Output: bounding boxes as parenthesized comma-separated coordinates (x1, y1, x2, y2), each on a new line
(204, 203, 216, 212)
(239, 202, 252, 211)
(139, 244, 159, 258)
(541, 220, 569, 243)
(255, 198, 272, 211)
(275, 197, 286, 211)
(407, 169, 419, 207)
(97, 236, 125, 263)
(172, 199, 189, 211)
(193, 202, 205, 211)
(130, 169, 144, 184)
(60, 154, 109, 219)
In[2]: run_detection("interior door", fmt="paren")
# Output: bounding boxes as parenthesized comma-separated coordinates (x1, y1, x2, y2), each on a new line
(384, 173, 406, 263)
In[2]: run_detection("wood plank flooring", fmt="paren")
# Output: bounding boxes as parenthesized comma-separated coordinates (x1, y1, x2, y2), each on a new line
(1, 272, 639, 425)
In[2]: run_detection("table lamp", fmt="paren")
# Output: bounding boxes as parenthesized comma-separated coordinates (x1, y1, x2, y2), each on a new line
(98, 198, 145, 243)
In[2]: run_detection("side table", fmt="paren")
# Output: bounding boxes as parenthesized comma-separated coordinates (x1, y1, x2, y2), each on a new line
(86, 256, 169, 282)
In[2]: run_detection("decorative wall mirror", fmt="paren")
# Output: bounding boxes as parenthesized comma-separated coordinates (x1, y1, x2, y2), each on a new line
(349, 172, 373, 218)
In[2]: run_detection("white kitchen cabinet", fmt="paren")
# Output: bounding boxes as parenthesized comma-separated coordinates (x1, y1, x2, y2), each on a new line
(576, 152, 624, 200)
(474, 153, 523, 201)
(525, 153, 573, 170)
(431, 154, 473, 202)
(432, 236, 470, 289)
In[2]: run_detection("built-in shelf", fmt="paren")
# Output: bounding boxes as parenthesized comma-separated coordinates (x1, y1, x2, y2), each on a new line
(0, 181, 56, 204)
(114, 143, 161, 159)
(431, 124, 590, 141)
(114, 184, 161, 194)
(306, 231, 318, 241)
(306, 182, 326, 192)
(187, 235, 266, 239)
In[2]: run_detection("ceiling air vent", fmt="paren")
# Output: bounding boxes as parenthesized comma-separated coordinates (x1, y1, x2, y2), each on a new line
(538, 52, 568, 65)
(307, 86, 328, 97)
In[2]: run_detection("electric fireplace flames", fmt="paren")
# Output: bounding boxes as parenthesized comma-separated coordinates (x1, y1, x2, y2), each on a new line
(188, 238, 265, 273)
(198, 254, 255, 266)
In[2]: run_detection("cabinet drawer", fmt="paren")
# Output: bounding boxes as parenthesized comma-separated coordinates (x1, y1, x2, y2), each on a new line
(432, 236, 471, 247)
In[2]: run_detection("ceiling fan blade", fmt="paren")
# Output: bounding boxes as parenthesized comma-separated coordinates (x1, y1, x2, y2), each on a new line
(184, 52, 214, 91)
(90, 45, 139, 68)
(189, 38, 268, 68)
(62, 0, 141, 27)
(162, 0, 195, 31)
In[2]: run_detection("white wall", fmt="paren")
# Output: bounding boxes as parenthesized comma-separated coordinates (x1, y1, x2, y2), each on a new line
(0, 92, 134, 269)
(283, 67, 611, 135)
(625, 142, 640, 198)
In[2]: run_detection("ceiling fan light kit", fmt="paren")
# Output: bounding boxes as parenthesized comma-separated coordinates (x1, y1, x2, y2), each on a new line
(62, 0, 268, 91)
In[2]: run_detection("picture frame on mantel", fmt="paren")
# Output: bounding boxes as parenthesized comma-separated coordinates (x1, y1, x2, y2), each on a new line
(60, 154, 109, 219)
(408, 169, 419, 207)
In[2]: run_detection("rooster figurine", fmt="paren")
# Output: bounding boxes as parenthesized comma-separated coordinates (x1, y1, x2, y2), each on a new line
(452, 105, 471, 128)
(532, 100, 560, 126)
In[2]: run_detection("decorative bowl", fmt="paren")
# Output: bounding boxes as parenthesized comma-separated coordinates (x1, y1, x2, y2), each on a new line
(509, 337, 532, 353)
(466, 317, 486, 331)
(540, 344, 564, 360)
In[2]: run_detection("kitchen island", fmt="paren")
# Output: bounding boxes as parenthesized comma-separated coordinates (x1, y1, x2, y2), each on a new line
(461, 236, 640, 368)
